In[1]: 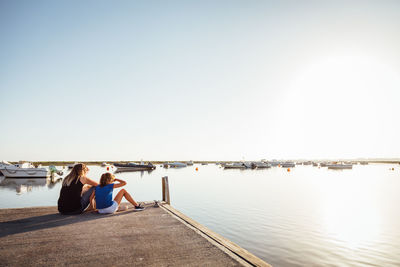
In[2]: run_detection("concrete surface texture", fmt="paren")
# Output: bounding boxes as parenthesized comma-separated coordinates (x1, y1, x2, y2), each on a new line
(0, 203, 246, 266)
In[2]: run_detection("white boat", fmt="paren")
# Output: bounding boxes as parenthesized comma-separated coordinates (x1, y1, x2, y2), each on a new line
(0, 162, 49, 178)
(0, 160, 12, 167)
(186, 161, 194, 166)
(0, 160, 12, 175)
(327, 163, 353, 170)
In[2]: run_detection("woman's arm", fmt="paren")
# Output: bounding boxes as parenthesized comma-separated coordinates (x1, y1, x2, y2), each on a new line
(80, 176, 99, 186)
(113, 178, 127, 189)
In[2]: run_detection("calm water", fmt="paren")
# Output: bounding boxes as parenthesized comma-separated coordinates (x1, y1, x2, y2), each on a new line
(1, 164, 400, 266)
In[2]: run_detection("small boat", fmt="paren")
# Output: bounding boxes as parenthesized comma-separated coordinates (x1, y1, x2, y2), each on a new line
(0, 162, 49, 178)
(327, 163, 353, 170)
(115, 167, 155, 173)
(223, 163, 246, 169)
(281, 162, 295, 168)
(114, 162, 156, 172)
(251, 162, 271, 169)
(168, 162, 187, 168)
(186, 161, 194, 166)
(101, 162, 111, 167)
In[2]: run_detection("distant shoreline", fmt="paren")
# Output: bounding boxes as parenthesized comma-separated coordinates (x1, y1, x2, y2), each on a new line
(7, 159, 400, 166)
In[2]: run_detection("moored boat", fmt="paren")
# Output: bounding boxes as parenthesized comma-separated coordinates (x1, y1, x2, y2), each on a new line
(115, 167, 155, 173)
(0, 162, 49, 178)
(223, 162, 246, 169)
(114, 162, 156, 172)
(0, 160, 12, 176)
(168, 162, 187, 168)
(327, 163, 353, 170)
(251, 162, 271, 169)
(281, 162, 295, 168)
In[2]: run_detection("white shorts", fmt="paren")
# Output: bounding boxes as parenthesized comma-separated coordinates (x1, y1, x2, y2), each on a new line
(98, 201, 119, 214)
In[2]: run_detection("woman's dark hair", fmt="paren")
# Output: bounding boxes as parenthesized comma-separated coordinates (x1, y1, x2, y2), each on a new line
(62, 163, 88, 187)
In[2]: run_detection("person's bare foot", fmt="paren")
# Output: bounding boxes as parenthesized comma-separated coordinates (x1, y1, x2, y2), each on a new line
(84, 207, 97, 213)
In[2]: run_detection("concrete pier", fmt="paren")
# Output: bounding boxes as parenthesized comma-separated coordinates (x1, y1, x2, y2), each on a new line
(0, 202, 270, 266)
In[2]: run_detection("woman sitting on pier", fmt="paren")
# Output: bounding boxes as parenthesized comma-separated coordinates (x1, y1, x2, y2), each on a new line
(57, 163, 99, 215)
(93, 172, 144, 214)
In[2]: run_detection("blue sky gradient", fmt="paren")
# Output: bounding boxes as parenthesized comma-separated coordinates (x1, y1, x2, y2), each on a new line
(1, 1, 400, 161)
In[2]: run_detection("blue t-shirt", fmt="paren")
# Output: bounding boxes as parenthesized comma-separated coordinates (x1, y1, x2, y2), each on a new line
(95, 183, 114, 209)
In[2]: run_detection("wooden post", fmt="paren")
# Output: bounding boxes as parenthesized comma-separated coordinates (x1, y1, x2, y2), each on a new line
(162, 176, 170, 204)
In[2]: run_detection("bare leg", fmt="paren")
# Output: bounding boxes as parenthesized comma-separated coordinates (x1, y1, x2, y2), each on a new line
(114, 189, 139, 207)
(81, 184, 92, 196)
(89, 191, 96, 211)
(82, 186, 96, 212)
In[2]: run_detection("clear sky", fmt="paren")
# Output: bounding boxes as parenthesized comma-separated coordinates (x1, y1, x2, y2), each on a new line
(1, 1, 400, 161)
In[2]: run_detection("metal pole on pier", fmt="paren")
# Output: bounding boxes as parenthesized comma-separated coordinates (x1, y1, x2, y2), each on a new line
(162, 176, 170, 204)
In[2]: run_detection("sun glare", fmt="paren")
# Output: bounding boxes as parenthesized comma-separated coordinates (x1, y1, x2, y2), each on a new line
(273, 48, 400, 158)
(288, 49, 397, 118)
(320, 176, 381, 249)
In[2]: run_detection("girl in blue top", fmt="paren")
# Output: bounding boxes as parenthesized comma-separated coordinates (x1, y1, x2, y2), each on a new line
(93, 172, 144, 214)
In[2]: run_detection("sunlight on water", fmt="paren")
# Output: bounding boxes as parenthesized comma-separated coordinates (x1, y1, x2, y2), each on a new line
(321, 176, 381, 250)
(1, 163, 400, 266)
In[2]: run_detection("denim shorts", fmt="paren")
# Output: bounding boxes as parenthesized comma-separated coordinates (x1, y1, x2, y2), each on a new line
(80, 186, 95, 212)
(98, 201, 119, 214)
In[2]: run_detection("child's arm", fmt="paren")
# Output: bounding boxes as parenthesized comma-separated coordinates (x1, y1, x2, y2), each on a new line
(113, 178, 127, 189)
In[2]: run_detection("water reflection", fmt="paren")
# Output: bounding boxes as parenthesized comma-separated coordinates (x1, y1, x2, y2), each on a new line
(0, 164, 399, 266)
(320, 175, 382, 251)
(0, 175, 62, 194)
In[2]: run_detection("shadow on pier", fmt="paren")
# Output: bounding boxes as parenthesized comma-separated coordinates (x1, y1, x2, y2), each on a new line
(0, 207, 137, 238)
(0, 203, 270, 266)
